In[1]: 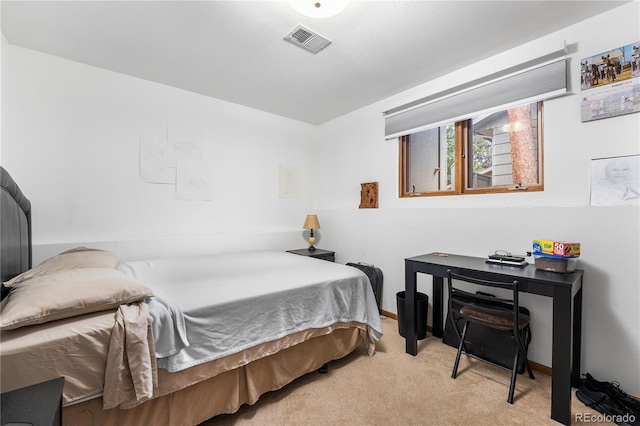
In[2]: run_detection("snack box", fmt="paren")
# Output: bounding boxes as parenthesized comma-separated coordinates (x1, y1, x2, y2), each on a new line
(533, 253, 578, 273)
(532, 240, 580, 258)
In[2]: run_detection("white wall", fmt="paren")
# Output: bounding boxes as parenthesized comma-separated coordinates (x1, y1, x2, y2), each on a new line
(315, 2, 640, 395)
(1, 1, 639, 397)
(1, 31, 6, 164)
(1, 45, 319, 259)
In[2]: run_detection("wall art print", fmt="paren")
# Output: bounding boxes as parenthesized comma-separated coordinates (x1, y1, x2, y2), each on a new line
(590, 154, 640, 206)
(580, 41, 640, 122)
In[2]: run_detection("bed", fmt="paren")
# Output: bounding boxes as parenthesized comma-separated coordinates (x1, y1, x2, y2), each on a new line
(0, 166, 383, 425)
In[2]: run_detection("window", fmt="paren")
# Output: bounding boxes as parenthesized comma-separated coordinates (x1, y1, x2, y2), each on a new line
(399, 101, 543, 197)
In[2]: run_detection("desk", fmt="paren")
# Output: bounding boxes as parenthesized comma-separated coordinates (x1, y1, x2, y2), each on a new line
(404, 253, 583, 426)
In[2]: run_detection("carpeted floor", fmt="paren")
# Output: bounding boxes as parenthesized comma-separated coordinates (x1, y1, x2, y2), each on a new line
(203, 317, 609, 425)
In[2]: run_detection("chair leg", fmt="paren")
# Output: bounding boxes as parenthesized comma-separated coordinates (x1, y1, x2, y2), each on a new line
(508, 347, 519, 404)
(507, 334, 535, 404)
(518, 340, 535, 380)
(452, 320, 469, 379)
(525, 359, 535, 380)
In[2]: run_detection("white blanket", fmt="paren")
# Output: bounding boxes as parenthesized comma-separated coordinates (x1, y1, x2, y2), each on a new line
(118, 251, 383, 372)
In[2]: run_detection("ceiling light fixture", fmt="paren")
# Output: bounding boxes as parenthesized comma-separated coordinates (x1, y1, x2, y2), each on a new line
(288, 0, 350, 18)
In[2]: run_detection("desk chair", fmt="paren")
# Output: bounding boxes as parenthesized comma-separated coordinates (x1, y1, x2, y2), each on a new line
(446, 269, 535, 404)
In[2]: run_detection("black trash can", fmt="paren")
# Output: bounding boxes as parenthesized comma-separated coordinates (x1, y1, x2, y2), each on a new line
(396, 291, 428, 340)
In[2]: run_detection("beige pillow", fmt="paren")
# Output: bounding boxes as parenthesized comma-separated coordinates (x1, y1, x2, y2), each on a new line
(4, 247, 119, 287)
(0, 268, 153, 330)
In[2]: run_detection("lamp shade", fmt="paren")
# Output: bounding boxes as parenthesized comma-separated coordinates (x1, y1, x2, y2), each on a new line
(303, 214, 320, 230)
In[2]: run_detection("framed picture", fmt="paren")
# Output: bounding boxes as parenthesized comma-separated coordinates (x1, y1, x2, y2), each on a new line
(590, 154, 640, 206)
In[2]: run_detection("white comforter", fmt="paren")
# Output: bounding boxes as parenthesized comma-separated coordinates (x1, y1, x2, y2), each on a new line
(118, 251, 383, 373)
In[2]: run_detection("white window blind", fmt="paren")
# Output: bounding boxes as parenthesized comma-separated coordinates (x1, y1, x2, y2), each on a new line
(384, 52, 568, 140)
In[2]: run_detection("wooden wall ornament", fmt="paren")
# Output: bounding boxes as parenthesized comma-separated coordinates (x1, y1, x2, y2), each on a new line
(359, 182, 379, 208)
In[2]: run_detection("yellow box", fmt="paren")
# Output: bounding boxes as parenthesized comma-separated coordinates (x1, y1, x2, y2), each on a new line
(532, 240, 580, 257)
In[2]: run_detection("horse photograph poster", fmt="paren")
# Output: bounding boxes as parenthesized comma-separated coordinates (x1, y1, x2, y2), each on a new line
(580, 41, 640, 122)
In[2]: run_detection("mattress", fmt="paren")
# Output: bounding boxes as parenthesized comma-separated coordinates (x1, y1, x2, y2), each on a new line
(118, 250, 383, 372)
(0, 310, 117, 405)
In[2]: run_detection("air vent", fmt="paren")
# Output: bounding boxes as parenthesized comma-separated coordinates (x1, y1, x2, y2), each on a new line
(284, 25, 332, 54)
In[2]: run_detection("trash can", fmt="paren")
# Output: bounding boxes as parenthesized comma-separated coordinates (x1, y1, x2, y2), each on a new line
(397, 291, 428, 340)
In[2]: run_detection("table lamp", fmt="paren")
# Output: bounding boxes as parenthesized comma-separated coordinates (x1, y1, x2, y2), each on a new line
(303, 214, 321, 251)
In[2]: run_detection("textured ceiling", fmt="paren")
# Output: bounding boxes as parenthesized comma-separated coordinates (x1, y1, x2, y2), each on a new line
(1, 1, 630, 125)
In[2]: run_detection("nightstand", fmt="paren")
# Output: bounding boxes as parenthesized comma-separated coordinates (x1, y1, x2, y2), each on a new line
(0, 377, 64, 426)
(287, 248, 335, 262)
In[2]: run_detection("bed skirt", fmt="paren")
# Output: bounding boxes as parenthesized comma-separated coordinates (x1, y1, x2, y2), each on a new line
(63, 326, 364, 426)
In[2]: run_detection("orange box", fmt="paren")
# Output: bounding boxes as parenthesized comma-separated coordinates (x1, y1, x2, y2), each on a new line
(532, 240, 580, 257)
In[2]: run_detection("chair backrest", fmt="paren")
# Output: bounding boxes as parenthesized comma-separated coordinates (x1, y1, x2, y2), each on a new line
(446, 269, 522, 331)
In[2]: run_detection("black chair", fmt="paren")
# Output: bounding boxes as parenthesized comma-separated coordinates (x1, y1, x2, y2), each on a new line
(446, 269, 535, 404)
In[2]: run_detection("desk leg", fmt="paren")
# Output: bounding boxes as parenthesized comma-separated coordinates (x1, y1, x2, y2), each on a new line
(572, 285, 583, 386)
(432, 276, 444, 338)
(551, 285, 573, 426)
(405, 261, 418, 356)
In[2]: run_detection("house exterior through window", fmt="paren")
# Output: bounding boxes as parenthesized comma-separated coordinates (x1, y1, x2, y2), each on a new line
(400, 101, 543, 197)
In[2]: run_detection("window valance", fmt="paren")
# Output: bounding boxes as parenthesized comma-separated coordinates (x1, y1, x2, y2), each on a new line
(384, 50, 568, 139)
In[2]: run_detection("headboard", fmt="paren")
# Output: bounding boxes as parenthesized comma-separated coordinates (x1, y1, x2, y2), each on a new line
(1, 166, 32, 285)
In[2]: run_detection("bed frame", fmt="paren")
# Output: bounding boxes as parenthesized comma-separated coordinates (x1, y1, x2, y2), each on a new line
(1, 167, 32, 284)
(0, 166, 366, 425)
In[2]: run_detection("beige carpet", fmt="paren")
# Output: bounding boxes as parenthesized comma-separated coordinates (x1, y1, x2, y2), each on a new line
(203, 317, 608, 425)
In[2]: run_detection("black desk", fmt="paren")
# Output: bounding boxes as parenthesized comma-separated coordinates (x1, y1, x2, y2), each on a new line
(404, 252, 583, 426)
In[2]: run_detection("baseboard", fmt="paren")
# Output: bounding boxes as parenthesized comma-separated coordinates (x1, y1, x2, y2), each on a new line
(380, 309, 552, 375)
(381, 309, 397, 320)
(529, 360, 552, 376)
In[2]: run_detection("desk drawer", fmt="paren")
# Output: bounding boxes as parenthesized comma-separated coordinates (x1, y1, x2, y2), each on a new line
(526, 280, 554, 297)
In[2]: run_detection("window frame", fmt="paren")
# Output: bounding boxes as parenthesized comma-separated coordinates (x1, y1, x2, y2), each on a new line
(398, 102, 545, 198)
